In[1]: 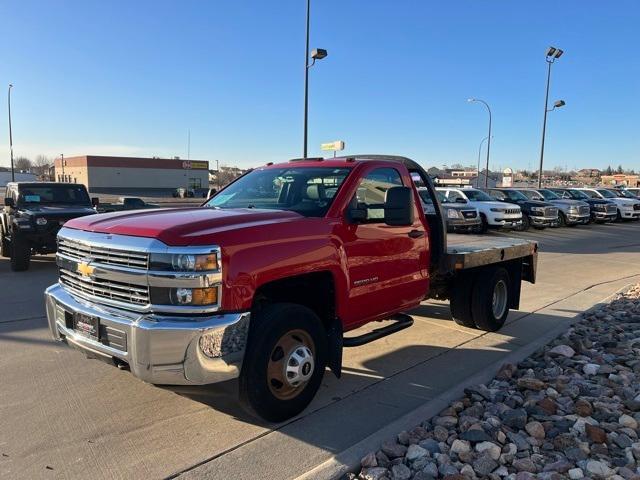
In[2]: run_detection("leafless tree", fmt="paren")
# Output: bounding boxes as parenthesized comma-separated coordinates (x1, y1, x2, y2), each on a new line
(15, 156, 32, 172)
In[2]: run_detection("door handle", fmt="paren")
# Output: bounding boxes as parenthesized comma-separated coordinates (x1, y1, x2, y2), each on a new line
(408, 230, 425, 238)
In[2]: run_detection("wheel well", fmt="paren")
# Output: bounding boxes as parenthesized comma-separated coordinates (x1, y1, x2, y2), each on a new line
(252, 271, 336, 330)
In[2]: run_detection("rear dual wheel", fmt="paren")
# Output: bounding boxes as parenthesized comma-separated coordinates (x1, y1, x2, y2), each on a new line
(450, 267, 511, 332)
(239, 303, 327, 422)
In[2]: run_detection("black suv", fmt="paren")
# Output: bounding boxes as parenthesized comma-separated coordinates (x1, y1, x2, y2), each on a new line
(485, 188, 559, 230)
(1, 182, 96, 271)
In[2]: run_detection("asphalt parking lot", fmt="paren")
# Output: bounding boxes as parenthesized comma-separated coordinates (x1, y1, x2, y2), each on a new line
(1, 221, 640, 480)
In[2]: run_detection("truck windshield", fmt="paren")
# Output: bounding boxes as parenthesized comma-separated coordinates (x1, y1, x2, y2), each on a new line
(597, 189, 617, 198)
(18, 185, 90, 206)
(615, 190, 635, 199)
(538, 189, 560, 201)
(205, 167, 351, 217)
(502, 190, 528, 202)
(565, 189, 589, 200)
(463, 189, 493, 202)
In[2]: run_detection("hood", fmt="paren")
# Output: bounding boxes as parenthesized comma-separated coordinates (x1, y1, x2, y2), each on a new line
(586, 198, 613, 205)
(611, 197, 640, 206)
(63, 207, 303, 246)
(476, 200, 520, 211)
(21, 205, 95, 216)
(522, 200, 553, 209)
(442, 204, 470, 211)
(548, 199, 588, 207)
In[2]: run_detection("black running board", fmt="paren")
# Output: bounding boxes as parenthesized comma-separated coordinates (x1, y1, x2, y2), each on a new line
(343, 313, 414, 347)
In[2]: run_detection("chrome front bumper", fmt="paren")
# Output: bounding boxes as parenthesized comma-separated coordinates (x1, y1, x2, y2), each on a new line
(45, 283, 249, 385)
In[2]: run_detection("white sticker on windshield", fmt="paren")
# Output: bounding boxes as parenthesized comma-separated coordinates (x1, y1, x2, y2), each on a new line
(24, 195, 41, 202)
(210, 193, 236, 206)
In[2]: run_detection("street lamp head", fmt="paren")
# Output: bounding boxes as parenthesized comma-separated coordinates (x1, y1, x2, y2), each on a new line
(8, 83, 13, 89)
(554, 99, 566, 108)
(467, 98, 475, 102)
(545, 46, 557, 58)
(311, 48, 328, 60)
(554, 48, 564, 59)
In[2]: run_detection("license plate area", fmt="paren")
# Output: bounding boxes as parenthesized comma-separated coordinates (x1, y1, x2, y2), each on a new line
(74, 313, 100, 340)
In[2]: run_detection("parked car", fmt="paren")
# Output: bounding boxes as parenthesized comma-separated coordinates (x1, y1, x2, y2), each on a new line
(612, 188, 640, 201)
(577, 188, 640, 221)
(45, 155, 538, 422)
(623, 188, 640, 198)
(437, 187, 522, 233)
(548, 188, 617, 223)
(418, 188, 481, 233)
(486, 188, 558, 230)
(1, 182, 97, 271)
(524, 189, 590, 227)
(95, 197, 158, 213)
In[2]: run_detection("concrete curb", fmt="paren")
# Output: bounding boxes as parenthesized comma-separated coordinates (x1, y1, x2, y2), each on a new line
(294, 284, 633, 480)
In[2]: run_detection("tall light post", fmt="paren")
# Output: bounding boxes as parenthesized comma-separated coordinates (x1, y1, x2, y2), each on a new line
(538, 46, 565, 188)
(476, 135, 492, 187)
(60, 153, 65, 182)
(468, 98, 492, 187)
(8, 84, 15, 182)
(302, 0, 327, 158)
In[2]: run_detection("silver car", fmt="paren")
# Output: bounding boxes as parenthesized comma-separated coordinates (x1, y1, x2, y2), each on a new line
(521, 189, 590, 227)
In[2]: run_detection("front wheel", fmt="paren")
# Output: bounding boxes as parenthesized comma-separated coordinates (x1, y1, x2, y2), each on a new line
(472, 267, 510, 332)
(10, 236, 31, 271)
(557, 212, 567, 227)
(479, 214, 488, 234)
(520, 214, 530, 231)
(239, 303, 327, 422)
(0, 231, 10, 258)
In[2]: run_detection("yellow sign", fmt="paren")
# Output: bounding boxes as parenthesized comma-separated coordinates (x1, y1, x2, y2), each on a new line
(321, 140, 345, 151)
(77, 261, 95, 278)
(181, 160, 209, 170)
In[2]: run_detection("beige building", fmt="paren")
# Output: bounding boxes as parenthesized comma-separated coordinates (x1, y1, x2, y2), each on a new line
(600, 174, 639, 187)
(54, 155, 210, 195)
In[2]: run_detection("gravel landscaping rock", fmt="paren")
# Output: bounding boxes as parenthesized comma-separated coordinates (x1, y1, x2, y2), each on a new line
(354, 285, 640, 480)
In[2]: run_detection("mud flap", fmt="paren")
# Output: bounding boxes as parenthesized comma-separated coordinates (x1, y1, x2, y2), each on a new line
(326, 318, 343, 378)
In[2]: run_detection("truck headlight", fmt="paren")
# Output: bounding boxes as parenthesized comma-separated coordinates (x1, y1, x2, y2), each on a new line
(170, 287, 218, 306)
(447, 209, 461, 219)
(531, 207, 544, 214)
(150, 252, 219, 271)
(36, 217, 48, 226)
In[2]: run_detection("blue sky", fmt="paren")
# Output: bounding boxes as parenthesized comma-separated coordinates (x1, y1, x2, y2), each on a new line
(1, 0, 639, 171)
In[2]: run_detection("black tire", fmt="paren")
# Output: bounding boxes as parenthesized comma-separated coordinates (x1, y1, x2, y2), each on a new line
(557, 212, 567, 227)
(520, 214, 530, 231)
(10, 235, 31, 271)
(0, 230, 10, 258)
(616, 209, 623, 222)
(450, 271, 477, 329)
(239, 303, 327, 422)
(479, 214, 488, 234)
(471, 267, 510, 332)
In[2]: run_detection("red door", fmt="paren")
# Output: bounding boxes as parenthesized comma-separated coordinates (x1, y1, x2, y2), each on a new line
(339, 166, 429, 328)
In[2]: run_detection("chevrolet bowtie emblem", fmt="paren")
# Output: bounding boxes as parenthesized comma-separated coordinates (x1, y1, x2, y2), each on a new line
(77, 261, 95, 278)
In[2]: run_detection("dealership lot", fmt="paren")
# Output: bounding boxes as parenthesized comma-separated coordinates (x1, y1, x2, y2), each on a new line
(1, 222, 640, 480)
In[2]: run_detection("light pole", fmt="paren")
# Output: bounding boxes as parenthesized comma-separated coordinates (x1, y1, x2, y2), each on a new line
(302, 0, 327, 158)
(538, 46, 565, 188)
(468, 98, 492, 187)
(476, 135, 492, 187)
(60, 153, 65, 182)
(8, 84, 15, 182)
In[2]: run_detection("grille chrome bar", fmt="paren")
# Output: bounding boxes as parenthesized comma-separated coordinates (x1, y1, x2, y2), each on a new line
(58, 238, 149, 268)
(60, 268, 150, 305)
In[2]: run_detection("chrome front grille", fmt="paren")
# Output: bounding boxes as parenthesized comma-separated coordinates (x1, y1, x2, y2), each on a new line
(578, 206, 590, 215)
(60, 267, 150, 306)
(634, 204, 640, 211)
(461, 209, 477, 219)
(607, 204, 617, 214)
(58, 237, 149, 269)
(544, 207, 558, 217)
(505, 208, 520, 215)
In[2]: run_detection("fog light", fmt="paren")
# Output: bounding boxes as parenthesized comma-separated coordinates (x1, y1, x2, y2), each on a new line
(174, 288, 193, 305)
(170, 287, 218, 306)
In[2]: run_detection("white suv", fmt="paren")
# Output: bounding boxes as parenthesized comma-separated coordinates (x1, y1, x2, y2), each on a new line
(577, 188, 640, 221)
(437, 187, 523, 232)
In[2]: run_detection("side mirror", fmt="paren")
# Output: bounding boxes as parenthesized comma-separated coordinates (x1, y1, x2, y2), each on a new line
(384, 186, 414, 226)
(4, 197, 14, 208)
(91, 197, 100, 207)
(455, 197, 467, 204)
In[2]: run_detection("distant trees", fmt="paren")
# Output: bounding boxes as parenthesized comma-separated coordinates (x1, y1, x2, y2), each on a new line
(14, 156, 32, 172)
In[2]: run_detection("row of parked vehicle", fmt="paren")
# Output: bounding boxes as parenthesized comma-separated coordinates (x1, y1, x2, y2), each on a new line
(419, 186, 640, 233)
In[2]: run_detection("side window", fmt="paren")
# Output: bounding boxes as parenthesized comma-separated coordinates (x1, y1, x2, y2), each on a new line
(448, 191, 463, 202)
(354, 167, 404, 222)
(489, 190, 505, 201)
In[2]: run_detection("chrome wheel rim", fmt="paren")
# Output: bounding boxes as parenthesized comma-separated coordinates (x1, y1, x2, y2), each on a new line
(267, 329, 315, 400)
(492, 280, 508, 319)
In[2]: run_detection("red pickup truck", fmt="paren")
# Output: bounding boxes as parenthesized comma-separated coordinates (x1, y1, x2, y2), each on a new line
(45, 155, 537, 421)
